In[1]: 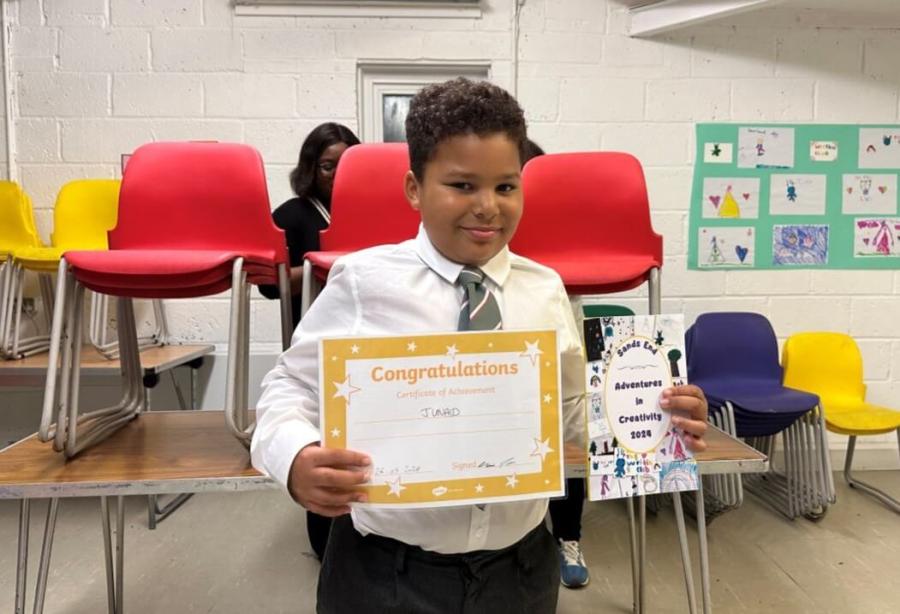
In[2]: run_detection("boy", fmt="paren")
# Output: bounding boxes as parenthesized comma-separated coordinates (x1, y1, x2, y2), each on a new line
(251, 78, 709, 613)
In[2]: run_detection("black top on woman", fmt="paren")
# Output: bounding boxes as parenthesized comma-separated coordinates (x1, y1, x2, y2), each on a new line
(259, 122, 361, 327)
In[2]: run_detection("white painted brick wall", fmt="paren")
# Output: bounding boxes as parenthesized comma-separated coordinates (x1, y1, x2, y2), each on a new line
(2, 0, 898, 466)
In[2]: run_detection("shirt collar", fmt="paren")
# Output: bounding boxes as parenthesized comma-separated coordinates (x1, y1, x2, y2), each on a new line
(414, 224, 511, 288)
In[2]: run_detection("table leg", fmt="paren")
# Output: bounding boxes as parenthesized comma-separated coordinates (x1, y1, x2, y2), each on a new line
(638, 495, 646, 614)
(672, 492, 698, 614)
(33, 498, 59, 614)
(101, 497, 116, 614)
(626, 497, 640, 614)
(696, 481, 712, 614)
(16, 499, 30, 614)
(116, 496, 124, 614)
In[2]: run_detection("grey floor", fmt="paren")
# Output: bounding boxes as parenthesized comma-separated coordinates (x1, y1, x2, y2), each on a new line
(1, 472, 898, 614)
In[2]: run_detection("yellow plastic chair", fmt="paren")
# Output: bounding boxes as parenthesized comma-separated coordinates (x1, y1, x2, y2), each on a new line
(783, 332, 900, 512)
(0, 182, 43, 358)
(5, 180, 123, 358)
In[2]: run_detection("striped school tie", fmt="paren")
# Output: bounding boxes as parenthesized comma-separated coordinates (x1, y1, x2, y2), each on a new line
(457, 266, 502, 331)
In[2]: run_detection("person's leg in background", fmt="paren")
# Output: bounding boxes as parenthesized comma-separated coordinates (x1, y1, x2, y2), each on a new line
(307, 510, 333, 560)
(549, 478, 590, 587)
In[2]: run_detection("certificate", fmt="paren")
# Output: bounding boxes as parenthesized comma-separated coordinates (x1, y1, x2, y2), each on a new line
(585, 314, 699, 501)
(320, 329, 564, 508)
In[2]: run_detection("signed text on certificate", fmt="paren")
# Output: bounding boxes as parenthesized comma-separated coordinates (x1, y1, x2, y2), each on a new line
(320, 330, 564, 507)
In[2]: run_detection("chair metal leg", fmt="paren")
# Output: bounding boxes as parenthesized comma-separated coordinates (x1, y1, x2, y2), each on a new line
(638, 495, 646, 613)
(844, 435, 900, 512)
(277, 262, 292, 351)
(16, 499, 30, 614)
(225, 259, 252, 445)
(695, 481, 711, 614)
(300, 258, 312, 317)
(672, 492, 698, 614)
(33, 498, 60, 614)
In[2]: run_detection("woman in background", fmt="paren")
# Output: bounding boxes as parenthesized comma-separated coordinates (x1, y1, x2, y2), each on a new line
(259, 122, 360, 559)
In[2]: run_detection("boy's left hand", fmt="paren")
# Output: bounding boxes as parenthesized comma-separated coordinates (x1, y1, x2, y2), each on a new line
(660, 384, 708, 453)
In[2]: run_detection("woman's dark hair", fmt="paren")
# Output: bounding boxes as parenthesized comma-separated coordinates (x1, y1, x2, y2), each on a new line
(405, 78, 527, 180)
(289, 122, 361, 198)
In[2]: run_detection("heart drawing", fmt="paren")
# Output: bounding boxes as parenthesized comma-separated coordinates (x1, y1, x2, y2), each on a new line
(847, 187, 854, 194)
(742, 193, 751, 201)
(878, 186, 888, 194)
(863, 238, 870, 245)
(708, 195, 721, 208)
(735, 245, 749, 263)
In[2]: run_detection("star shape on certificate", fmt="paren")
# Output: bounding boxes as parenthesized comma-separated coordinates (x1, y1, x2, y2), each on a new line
(505, 474, 519, 489)
(407, 341, 417, 352)
(487, 342, 494, 348)
(474, 483, 485, 493)
(387, 476, 406, 497)
(521, 340, 543, 366)
(446, 344, 459, 360)
(330, 427, 341, 438)
(350, 344, 360, 354)
(530, 438, 554, 461)
(543, 393, 552, 404)
(333, 377, 361, 401)
(331, 356, 337, 361)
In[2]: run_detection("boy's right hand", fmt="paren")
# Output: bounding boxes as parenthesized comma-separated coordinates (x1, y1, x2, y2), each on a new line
(288, 444, 371, 517)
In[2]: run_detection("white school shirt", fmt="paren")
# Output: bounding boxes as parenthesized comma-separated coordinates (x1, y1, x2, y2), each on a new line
(251, 225, 586, 554)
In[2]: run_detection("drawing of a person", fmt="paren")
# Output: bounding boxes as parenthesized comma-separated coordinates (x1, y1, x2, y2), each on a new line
(600, 475, 610, 497)
(614, 456, 626, 478)
(873, 220, 894, 255)
(756, 136, 766, 157)
(708, 235, 726, 264)
(718, 185, 741, 218)
(860, 176, 872, 201)
(786, 180, 797, 202)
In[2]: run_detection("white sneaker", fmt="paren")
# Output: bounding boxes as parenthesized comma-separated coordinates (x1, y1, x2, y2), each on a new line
(558, 539, 590, 588)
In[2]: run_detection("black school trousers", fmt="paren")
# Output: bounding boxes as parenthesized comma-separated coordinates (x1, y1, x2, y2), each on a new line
(317, 515, 559, 614)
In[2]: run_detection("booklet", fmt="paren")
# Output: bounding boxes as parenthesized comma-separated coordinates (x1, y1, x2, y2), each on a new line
(584, 314, 699, 501)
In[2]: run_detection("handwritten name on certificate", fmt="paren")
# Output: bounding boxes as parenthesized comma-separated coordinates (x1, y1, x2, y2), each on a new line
(319, 330, 565, 508)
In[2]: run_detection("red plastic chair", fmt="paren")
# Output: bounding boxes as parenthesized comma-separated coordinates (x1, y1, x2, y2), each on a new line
(512, 151, 663, 296)
(300, 143, 419, 314)
(513, 151, 666, 612)
(40, 142, 291, 456)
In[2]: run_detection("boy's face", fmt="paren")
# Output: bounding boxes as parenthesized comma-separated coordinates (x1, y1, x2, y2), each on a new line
(405, 133, 523, 266)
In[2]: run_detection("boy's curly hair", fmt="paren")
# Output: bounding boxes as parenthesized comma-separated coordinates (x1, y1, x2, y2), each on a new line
(405, 77, 527, 180)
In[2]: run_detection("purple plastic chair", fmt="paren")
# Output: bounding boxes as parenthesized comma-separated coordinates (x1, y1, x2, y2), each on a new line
(686, 312, 834, 520)
(686, 312, 817, 436)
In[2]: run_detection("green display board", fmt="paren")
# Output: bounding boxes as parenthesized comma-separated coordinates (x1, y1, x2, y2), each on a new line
(688, 123, 900, 270)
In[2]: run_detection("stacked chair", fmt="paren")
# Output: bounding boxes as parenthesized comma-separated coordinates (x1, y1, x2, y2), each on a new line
(0, 181, 45, 358)
(38, 141, 292, 456)
(513, 152, 678, 614)
(300, 143, 419, 315)
(783, 333, 900, 513)
(687, 312, 834, 520)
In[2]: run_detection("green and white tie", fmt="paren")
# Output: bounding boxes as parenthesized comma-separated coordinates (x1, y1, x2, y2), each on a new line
(457, 266, 502, 331)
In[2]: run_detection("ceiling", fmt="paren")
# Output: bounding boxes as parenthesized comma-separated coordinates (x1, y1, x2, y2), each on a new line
(621, 0, 900, 36)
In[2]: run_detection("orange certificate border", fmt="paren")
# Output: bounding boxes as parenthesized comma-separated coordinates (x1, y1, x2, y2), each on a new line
(320, 329, 563, 507)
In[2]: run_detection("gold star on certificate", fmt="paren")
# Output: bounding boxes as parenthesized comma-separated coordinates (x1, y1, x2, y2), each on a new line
(505, 474, 519, 488)
(333, 377, 361, 401)
(446, 344, 459, 360)
(530, 437, 554, 461)
(330, 428, 341, 438)
(407, 341, 417, 352)
(475, 483, 484, 493)
(350, 344, 360, 354)
(521, 340, 543, 366)
(543, 393, 552, 404)
(387, 477, 406, 497)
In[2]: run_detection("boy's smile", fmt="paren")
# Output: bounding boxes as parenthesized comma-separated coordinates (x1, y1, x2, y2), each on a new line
(405, 132, 523, 266)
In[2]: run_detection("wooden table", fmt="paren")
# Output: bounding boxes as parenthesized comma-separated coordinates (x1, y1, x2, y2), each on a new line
(1, 411, 272, 614)
(0, 344, 213, 388)
(1, 413, 766, 614)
